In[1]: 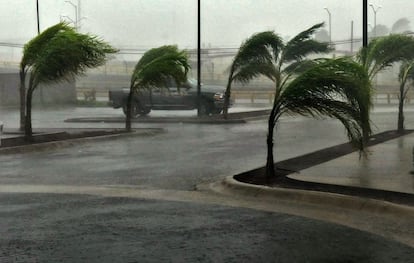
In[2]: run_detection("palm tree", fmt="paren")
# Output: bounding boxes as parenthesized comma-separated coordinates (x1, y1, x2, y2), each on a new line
(19, 22, 74, 131)
(357, 34, 414, 80)
(224, 24, 372, 180)
(397, 60, 414, 132)
(265, 57, 372, 179)
(357, 34, 414, 133)
(223, 23, 330, 118)
(21, 22, 117, 140)
(222, 30, 283, 118)
(125, 45, 190, 131)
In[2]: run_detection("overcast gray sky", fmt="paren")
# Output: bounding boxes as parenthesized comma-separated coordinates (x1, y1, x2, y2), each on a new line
(0, 0, 412, 58)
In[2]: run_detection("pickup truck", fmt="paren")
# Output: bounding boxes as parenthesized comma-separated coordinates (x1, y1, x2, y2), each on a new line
(108, 78, 231, 117)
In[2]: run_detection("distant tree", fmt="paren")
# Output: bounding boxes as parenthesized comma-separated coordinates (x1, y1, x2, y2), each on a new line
(125, 45, 190, 131)
(371, 24, 389, 37)
(21, 22, 117, 140)
(391, 18, 411, 34)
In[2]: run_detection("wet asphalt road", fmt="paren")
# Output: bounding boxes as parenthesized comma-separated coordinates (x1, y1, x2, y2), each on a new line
(1, 105, 413, 190)
(0, 105, 414, 261)
(1, 193, 414, 263)
(0, 112, 350, 190)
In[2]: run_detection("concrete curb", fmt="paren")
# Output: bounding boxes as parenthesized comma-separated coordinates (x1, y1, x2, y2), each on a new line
(0, 129, 164, 154)
(211, 176, 414, 218)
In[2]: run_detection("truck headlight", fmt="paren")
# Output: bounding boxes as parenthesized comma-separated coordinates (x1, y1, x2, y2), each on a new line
(214, 92, 224, 100)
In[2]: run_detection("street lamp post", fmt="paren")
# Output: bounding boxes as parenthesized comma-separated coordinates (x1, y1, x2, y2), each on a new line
(369, 3, 382, 38)
(65, 0, 79, 29)
(363, 0, 368, 47)
(36, 0, 40, 34)
(324, 7, 332, 45)
(197, 0, 201, 117)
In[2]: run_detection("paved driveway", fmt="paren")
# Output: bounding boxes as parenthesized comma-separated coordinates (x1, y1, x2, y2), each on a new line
(0, 105, 413, 261)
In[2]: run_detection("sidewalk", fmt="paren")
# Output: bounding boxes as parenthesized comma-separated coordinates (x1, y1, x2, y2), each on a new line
(289, 132, 414, 194)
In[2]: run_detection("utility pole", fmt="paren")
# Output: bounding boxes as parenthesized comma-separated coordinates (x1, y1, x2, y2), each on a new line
(197, 0, 201, 117)
(363, 0, 368, 47)
(36, 0, 45, 105)
(350, 20, 354, 54)
(36, 0, 40, 34)
(324, 8, 332, 45)
(369, 3, 382, 38)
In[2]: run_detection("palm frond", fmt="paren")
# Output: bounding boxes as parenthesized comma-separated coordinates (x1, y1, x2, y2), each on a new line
(282, 59, 318, 75)
(235, 31, 283, 64)
(282, 23, 331, 64)
(233, 58, 276, 83)
(29, 28, 117, 88)
(357, 34, 414, 79)
(231, 31, 283, 78)
(132, 46, 190, 90)
(22, 22, 74, 68)
(278, 57, 372, 149)
(135, 45, 180, 71)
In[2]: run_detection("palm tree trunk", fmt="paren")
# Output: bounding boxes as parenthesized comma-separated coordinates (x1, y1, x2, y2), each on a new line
(19, 69, 26, 132)
(223, 74, 233, 119)
(398, 82, 405, 133)
(125, 87, 133, 131)
(24, 86, 34, 142)
(265, 107, 278, 182)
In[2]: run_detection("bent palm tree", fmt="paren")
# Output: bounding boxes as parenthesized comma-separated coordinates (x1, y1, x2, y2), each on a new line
(357, 34, 414, 132)
(224, 24, 372, 180)
(265, 58, 371, 179)
(19, 22, 74, 131)
(357, 34, 414, 80)
(125, 45, 190, 131)
(223, 23, 330, 119)
(21, 22, 117, 140)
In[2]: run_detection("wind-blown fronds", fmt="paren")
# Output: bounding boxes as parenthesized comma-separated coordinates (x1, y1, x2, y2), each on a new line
(21, 22, 73, 68)
(222, 31, 283, 117)
(30, 31, 117, 87)
(231, 31, 283, 72)
(282, 23, 331, 63)
(279, 58, 372, 149)
(357, 34, 414, 79)
(134, 51, 190, 89)
(21, 22, 117, 139)
(232, 59, 276, 83)
(131, 45, 189, 89)
(124, 45, 190, 131)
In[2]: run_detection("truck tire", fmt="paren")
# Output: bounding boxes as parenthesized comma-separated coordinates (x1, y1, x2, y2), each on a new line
(122, 102, 151, 117)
